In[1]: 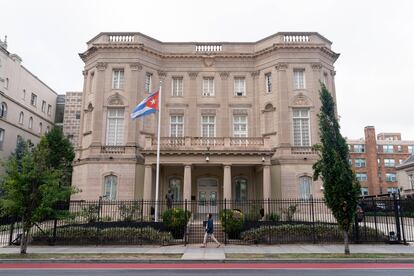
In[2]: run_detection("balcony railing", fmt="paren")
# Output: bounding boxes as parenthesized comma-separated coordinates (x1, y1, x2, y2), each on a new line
(291, 146, 317, 155)
(101, 146, 126, 154)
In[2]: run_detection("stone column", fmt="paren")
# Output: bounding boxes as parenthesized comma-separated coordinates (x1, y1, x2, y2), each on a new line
(263, 165, 271, 215)
(143, 165, 153, 200)
(127, 63, 142, 146)
(275, 63, 289, 148)
(91, 62, 107, 146)
(223, 165, 232, 200)
(183, 164, 192, 202)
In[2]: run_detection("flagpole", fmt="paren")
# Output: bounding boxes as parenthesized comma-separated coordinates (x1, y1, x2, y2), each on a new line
(154, 81, 162, 222)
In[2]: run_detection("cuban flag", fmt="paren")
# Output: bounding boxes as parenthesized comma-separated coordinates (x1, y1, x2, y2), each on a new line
(130, 90, 159, 119)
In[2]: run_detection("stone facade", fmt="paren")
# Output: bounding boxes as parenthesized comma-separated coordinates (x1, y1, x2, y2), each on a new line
(348, 126, 414, 195)
(72, 32, 340, 202)
(63, 92, 83, 147)
(0, 36, 57, 174)
(396, 155, 414, 197)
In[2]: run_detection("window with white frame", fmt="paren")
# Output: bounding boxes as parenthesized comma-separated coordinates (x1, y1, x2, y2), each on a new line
(408, 145, 414, 154)
(356, 173, 368, 181)
(172, 77, 183, 97)
(292, 109, 310, 146)
(112, 69, 124, 89)
(384, 159, 396, 167)
(202, 77, 214, 96)
(169, 178, 181, 201)
(265, 73, 272, 93)
(354, 144, 365, 153)
(386, 173, 397, 182)
(201, 115, 215, 137)
(383, 144, 394, 153)
(106, 108, 125, 145)
(299, 176, 312, 200)
(18, 112, 24, 125)
(387, 187, 398, 194)
(41, 100, 46, 113)
(293, 69, 305, 89)
(234, 77, 245, 96)
(0, 128, 4, 150)
(233, 115, 248, 137)
(234, 178, 248, 201)
(409, 175, 414, 190)
(170, 115, 184, 137)
(355, 159, 366, 168)
(144, 72, 152, 93)
(28, 117, 33, 129)
(103, 175, 117, 200)
(360, 187, 369, 196)
(30, 93, 37, 107)
(0, 102, 7, 118)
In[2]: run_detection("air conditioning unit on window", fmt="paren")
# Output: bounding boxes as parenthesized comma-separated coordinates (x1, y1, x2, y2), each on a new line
(236, 91, 243, 96)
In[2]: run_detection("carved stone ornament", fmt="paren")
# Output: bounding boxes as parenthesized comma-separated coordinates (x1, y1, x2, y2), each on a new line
(107, 93, 124, 106)
(157, 70, 167, 79)
(219, 72, 229, 80)
(82, 70, 88, 77)
(311, 63, 322, 71)
(129, 63, 143, 71)
(200, 108, 216, 115)
(232, 108, 248, 115)
(203, 56, 215, 67)
(292, 93, 311, 107)
(85, 103, 94, 112)
(188, 72, 199, 79)
(275, 63, 288, 71)
(96, 62, 107, 71)
(330, 70, 336, 76)
(251, 70, 260, 78)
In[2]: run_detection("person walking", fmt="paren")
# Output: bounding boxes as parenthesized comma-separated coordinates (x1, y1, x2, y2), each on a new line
(201, 213, 221, 248)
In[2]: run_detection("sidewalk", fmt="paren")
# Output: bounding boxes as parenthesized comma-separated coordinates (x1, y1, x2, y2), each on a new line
(1, 244, 414, 260)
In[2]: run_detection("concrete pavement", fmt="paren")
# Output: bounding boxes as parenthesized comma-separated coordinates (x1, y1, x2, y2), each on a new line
(1, 244, 414, 260)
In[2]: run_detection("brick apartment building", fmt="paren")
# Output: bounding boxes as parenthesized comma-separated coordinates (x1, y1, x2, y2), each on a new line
(62, 92, 83, 146)
(347, 126, 414, 196)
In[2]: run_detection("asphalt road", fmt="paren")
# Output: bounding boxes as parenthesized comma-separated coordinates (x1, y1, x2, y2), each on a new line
(1, 269, 414, 276)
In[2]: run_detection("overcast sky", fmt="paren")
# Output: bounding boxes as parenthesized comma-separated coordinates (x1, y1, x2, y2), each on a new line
(1, 0, 413, 139)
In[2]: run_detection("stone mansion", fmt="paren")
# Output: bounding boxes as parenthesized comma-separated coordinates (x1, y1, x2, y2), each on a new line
(72, 32, 340, 204)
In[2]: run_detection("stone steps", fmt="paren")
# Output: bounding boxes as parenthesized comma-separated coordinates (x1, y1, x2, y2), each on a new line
(187, 222, 225, 244)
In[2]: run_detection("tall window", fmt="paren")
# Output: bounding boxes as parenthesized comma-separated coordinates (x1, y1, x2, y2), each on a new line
(355, 159, 366, 168)
(234, 77, 245, 96)
(234, 178, 248, 201)
(383, 145, 394, 153)
(201, 115, 215, 137)
(47, 104, 52, 116)
(299, 176, 312, 200)
(360, 187, 369, 196)
(233, 115, 248, 137)
(265, 73, 272, 93)
(202, 77, 214, 96)
(106, 108, 124, 145)
(169, 178, 181, 201)
(28, 117, 33, 129)
(264, 104, 274, 134)
(409, 175, 414, 190)
(22, 89, 26, 100)
(112, 69, 124, 89)
(170, 115, 184, 137)
(354, 144, 365, 153)
(408, 145, 414, 154)
(292, 109, 310, 146)
(39, 122, 43, 134)
(0, 128, 4, 150)
(356, 173, 368, 181)
(384, 159, 395, 167)
(0, 102, 7, 118)
(145, 72, 152, 93)
(18, 112, 24, 124)
(41, 101, 46, 113)
(89, 72, 95, 93)
(30, 93, 37, 107)
(172, 77, 183, 96)
(293, 69, 305, 89)
(386, 173, 397, 182)
(104, 175, 117, 200)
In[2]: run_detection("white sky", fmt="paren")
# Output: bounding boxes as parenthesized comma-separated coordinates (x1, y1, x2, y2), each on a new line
(1, 0, 413, 139)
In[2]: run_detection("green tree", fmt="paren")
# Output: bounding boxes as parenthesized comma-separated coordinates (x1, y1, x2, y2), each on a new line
(313, 83, 360, 255)
(40, 126, 75, 186)
(0, 138, 74, 254)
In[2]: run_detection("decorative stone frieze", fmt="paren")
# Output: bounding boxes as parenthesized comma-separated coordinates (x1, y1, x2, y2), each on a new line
(232, 108, 248, 115)
(107, 93, 125, 106)
(219, 72, 229, 80)
(169, 109, 185, 115)
(291, 93, 312, 107)
(188, 72, 199, 79)
(129, 62, 143, 71)
(200, 108, 216, 115)
(203, 57, 215, 67)
(95, 62, 107, 71)
(251, 70, 260, 78)
(275, 63, 288, 71)
(157, 70, 167, 79)
(311, 63, 322, 71)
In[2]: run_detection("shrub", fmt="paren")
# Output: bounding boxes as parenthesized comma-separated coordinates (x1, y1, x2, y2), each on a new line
(118, 202, 141, 222)
(265, 212, 280, 222)
(244, 205, 262, 221)
(282, 204, 297, 221)
(162, 208, 191, 239)
(80, 205, 99, 223)
(220, 209, 244, 239)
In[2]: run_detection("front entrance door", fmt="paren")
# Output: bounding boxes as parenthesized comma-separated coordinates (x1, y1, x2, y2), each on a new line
(197, 178, 218, 215)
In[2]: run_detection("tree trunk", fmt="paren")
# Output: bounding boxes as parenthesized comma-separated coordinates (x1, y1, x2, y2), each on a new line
(343, 230, 350, 255)
(20, 224, 30, 254)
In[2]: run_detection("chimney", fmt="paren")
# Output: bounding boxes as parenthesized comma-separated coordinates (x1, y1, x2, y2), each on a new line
(364, 126, 380, 195)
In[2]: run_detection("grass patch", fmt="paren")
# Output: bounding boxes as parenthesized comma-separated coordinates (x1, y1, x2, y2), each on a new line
(0, 253, 182, 260)
(226, 253, 414, 259)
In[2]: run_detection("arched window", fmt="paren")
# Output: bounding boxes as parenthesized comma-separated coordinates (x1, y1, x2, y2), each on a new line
(169, 178, 181, 201)
(18, 112, 24, 124)
(299, 176, 312, 200)
(234, 178, 248, 201)
(264, 103, 274, 134)
(0, 102, 7, 118)
(28, 117, 33, 129)
(104, 175, 117, 200)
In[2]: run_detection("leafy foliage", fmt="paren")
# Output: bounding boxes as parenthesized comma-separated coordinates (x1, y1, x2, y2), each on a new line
(312, 83, 360, 254)
(220, 209, 244, 238)
(118, 202, 141, 222)
(161, 208, 191, 239)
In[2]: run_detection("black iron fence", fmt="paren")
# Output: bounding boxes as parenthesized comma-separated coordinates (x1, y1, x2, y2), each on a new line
(1, 195, 414, 246)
